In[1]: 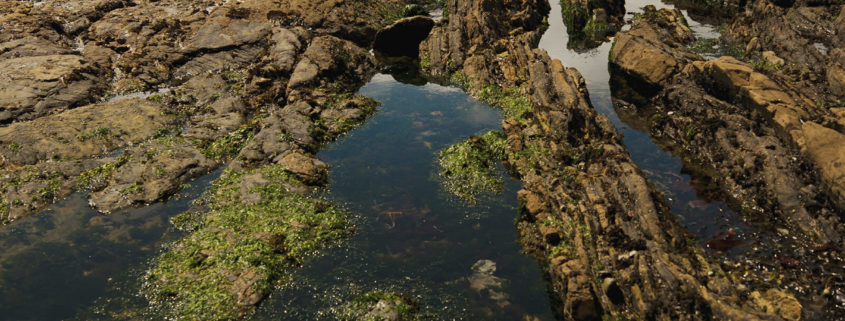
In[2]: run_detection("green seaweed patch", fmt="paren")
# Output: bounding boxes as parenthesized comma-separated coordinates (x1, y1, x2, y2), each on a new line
(76, 154, 132, 190)
(438, 131, 506, 203)
(476, 85, 533, 122)
(76, 127, 116, 142)
(337, 291, 421, 321)
(199, 126, 255, 160)
(325, 95, 380, 140)
(450, 72, 533, 123)
(145, 165, 352, 321)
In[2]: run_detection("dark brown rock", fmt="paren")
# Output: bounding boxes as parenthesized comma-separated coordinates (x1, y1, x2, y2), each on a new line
(373, 16, 435, 57)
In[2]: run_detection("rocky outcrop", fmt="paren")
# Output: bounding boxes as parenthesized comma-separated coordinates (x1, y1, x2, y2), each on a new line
(420, 0, 549, 80)
(609, 6, 698, 88)
(421, 1, 799, 320)
(0, 55, 101, 123)
(722, 0, 844, 107)
(610, 6, 843, 317)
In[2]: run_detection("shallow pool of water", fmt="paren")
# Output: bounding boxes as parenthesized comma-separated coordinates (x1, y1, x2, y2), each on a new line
(253, 73, 554, 320)
(0, 169, 221, 321)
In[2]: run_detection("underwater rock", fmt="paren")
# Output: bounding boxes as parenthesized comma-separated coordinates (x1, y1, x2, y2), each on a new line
(338, 291, 420, 321)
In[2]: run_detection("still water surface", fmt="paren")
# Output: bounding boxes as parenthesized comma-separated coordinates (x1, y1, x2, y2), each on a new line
(254, 73, 553, 320)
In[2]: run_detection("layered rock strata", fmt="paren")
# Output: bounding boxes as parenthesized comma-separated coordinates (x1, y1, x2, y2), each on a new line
(422, 0, 812, 320)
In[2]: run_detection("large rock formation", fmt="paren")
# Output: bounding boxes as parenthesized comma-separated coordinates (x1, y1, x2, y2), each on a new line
(421, 0, 812, 320)
(610, 4, 843, 318)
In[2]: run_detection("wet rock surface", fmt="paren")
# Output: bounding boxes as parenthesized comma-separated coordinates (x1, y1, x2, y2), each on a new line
(0, 0, 417, 319)
(610, 3, 844, 318)
(422, 0, 844, 319)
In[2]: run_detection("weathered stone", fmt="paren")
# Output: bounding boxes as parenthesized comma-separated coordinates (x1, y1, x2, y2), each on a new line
(608, 7, 695, 88)
(0, 55, 99, 123)
(748, 289, 803, 321)
(0, 98, 170, 166)
(287, 35, 376, 101)
(801, 122, 845, 210)
(278, 152, 328, 185)
(762, 51, 785, 66)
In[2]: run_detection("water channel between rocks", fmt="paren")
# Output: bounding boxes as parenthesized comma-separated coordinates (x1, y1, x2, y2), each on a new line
(0, 1, 805, 320)
(252, 73, 553, 320)
(540, 0, 756, 252)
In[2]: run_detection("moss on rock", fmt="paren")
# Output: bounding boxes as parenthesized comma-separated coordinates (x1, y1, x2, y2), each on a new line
(438, 130, 506, 203)
(337, 291, 420, 321)
(144, 165, 351, 320)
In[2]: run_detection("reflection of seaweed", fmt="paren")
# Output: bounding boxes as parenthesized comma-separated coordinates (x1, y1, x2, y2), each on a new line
(437, 131, 506, 203)
(560, 0, 620, 51)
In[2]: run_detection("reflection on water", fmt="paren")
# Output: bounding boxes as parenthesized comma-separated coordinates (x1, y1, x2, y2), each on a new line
(255, 74, 554, 320)
(539, 0, 750, 250)
(0, 170, 220, 321)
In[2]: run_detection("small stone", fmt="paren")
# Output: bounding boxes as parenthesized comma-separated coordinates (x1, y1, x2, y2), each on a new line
(762, 51, 784, 66)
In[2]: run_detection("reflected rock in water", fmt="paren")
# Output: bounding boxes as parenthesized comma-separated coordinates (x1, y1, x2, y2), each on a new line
(560, 0, 625, 51)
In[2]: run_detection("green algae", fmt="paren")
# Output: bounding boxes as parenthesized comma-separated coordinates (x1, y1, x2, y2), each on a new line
(144, 165, 351, 320)
(337, 291, 421, 321)
(438, 131, 506, 203)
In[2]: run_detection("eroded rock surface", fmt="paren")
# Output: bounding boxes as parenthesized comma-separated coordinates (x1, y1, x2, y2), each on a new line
(610, 4, 844, 317)
(421, 0, 801, 320)
(0, 0, 417, 319)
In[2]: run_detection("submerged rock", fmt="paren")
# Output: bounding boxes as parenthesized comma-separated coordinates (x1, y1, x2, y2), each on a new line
(338, 291, 420, 321)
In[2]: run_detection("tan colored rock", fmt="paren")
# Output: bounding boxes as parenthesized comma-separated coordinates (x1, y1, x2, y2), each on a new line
(608, 7, 695, 87)
(748, 289, 802, 321)
(801, 122, 845, 209)
(610, 32, 681, 86)
(278, 152, 328, 185)
(0, 54, 98, 123)
(695, 57, 808, 136)
(287, 35, 376, 99)
(827, 61, 845, 96)
(0, 98, 170, 166)
(762, 51, 784, 66)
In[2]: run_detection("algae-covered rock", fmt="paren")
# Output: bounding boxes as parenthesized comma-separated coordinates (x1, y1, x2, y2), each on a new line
(338, 291, 420, 321)
(438, 130, 506, 203)
(144, 165, 351, 320)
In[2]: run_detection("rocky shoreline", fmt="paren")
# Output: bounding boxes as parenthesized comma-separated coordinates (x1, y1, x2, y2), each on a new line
(0, 0, 842, 319)
(421, 0, 842, 319)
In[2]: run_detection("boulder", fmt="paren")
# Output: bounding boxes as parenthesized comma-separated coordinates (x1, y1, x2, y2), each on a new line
(373, 16, 434, 57)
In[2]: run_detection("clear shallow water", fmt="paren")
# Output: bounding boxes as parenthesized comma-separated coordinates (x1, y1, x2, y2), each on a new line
(254, 73, 553, 320)
(539, 0, 754, 251)
(0, 169, 221, 321)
